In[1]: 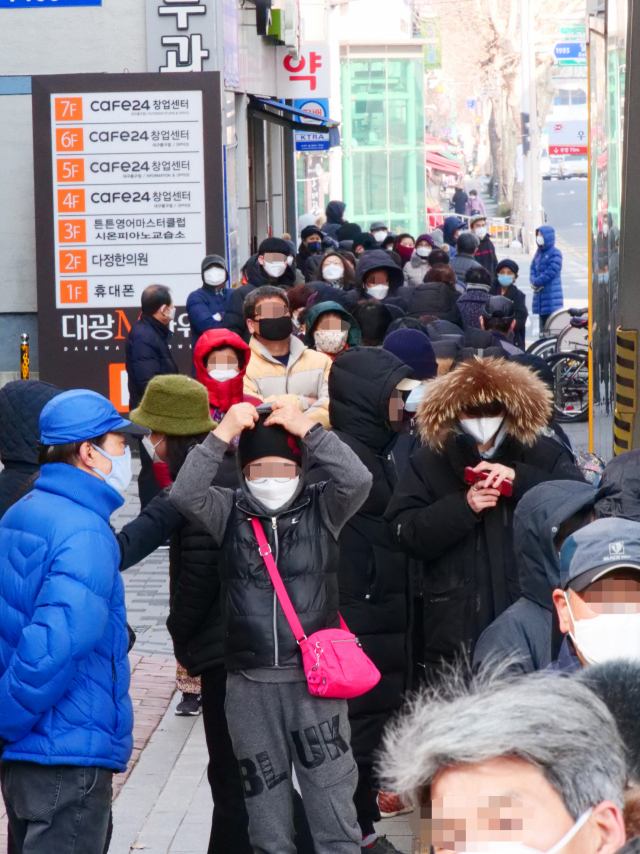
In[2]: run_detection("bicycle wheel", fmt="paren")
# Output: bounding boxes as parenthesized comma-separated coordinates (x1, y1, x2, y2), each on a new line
(545, 351, 589, 423)
(526, 337, 558, 359)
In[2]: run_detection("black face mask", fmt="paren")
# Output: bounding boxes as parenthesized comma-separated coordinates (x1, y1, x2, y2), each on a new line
(256, 316, 293, 341)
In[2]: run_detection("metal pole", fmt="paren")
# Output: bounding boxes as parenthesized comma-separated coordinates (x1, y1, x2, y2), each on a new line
(20, 334, 29, 380)
(528, 0, 541, 233)
(520, 0, 533, 251)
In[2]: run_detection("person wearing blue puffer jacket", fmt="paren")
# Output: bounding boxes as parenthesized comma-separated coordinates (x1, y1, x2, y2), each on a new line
(0, 389, 149, 854)
(530, 225, 563, 334)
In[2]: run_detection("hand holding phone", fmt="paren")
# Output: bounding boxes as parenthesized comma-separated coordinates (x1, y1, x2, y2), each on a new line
(465, 466, 513, 498)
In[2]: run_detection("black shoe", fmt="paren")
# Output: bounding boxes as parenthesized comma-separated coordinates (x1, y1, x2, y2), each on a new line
(175, 692, 201, 716)
(362, 836, 404, 854)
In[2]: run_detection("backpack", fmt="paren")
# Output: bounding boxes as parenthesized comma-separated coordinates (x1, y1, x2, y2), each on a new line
(541, 427, 605, 486)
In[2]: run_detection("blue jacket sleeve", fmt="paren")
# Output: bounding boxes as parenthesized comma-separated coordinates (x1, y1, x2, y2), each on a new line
(0, 531, 116, 743)
(530, 249, 562, 288)
(187, 291, 221, 336)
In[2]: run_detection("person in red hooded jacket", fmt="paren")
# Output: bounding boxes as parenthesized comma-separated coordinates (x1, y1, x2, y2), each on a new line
(193, 328, 262, 420)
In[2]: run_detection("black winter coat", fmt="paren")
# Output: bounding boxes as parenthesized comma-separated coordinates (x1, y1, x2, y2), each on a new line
(166, 452, 239, 675)
(489, 282, 528, 350)
(385, 432, 583, 681)
(329, 347, 413, 768)
(125, 315, 179, 410)
(475, 235, 498, 280)
(0, 380, 62, 519)
(407, 282, 462, 327)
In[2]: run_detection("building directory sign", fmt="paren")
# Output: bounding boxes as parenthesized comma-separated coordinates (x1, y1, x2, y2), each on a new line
(32, 73, 224, 409)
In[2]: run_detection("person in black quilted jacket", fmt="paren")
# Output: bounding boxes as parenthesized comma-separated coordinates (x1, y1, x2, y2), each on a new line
(0, 380, 62, 518)
(125, 284, 179, 507)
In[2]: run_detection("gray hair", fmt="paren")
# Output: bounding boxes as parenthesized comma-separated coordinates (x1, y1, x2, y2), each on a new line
(378, 664, 626, 819)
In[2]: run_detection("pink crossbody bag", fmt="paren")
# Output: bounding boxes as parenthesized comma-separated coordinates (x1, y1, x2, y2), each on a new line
(251, 518, 381, 699)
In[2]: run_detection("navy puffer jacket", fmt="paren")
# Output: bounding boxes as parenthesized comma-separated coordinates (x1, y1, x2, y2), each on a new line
(0, 380, 61, 519)
(531, 226, 563, 315)
(125, 315, 179, 410)
(0, 464, 133, 771)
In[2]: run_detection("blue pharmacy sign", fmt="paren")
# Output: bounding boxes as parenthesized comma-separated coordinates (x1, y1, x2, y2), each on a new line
(0, 0, 102, 6)
(293, 98, 330, 152)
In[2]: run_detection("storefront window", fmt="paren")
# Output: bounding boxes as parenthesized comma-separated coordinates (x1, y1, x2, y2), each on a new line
(341, 54, 426, 236)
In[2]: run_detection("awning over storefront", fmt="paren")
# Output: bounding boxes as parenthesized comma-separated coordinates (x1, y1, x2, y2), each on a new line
(426, 150, 463, 174)
(248, 96, 341, 147)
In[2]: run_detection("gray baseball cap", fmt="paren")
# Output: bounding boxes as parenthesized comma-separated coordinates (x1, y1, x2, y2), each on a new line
(559, 518, 640, 592)
(370, 221, 388, 232)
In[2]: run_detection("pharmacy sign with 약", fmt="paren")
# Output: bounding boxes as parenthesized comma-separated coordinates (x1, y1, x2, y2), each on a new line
(32, 73, 225, 408)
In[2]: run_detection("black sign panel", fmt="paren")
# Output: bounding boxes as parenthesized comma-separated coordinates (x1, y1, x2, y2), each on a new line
(32, 72, 224, 411)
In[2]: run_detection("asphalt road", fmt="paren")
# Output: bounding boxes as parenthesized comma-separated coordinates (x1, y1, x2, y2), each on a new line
(542, 176, 588, 251)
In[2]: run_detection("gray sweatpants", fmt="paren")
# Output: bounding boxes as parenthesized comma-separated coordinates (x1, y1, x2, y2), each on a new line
(225, 673, 361, 854)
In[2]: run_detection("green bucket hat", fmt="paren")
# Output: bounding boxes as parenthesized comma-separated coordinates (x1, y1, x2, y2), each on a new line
(130, 375, 215, 436)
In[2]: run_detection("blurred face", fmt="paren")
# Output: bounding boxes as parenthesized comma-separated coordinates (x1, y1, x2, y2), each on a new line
(243, 455, 300, 481)
(365, 270, 389, 287)
(206, 346, 240, 372)
(316, 313, 348, 332)
(305, 233, 322, 248)
(417, 239, 431, 249)
(471, 219, 486, 233)
(399, 236, 415, 248)
(429, 757, 622, 854)
(389, 389, 404, 426)
(246, 297, 291, 339)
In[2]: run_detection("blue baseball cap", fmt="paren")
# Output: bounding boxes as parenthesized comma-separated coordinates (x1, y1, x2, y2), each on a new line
(40, 389, 149, 445)
(559, 518, 640, 592)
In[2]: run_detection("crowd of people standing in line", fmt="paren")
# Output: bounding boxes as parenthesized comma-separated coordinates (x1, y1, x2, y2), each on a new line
(7, 197, 632, 854)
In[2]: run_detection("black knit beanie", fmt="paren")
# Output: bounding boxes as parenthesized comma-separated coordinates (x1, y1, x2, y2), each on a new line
(239, 414, 302, 468)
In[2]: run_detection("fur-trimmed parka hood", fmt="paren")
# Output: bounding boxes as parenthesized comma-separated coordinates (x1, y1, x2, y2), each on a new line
(417, 356, 552, 450)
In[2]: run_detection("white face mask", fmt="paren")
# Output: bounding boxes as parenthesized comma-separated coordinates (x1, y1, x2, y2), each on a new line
(323, 263, 345, 283)
(404, 384, 427, 413)
(459, 415, 505, 446)
(474, 227, 487, 240)
(163, 305, 176, 321)
(142, 435, 163, 463)
(416, 247, 430, 258)
(455, 808, 592, 854)
(246, 477, 300, 510)
(536, 234, 545, 247)
(208, 368, 239, 382)
(314, 328, 349, 355)
(565, 592, 640, 664)
(203, 267, 227, 288)
(373, 230, 387, 243)
(264, 261, 287, 279)
(91, 444, 133, 494)
(367, 284, 389, 300)
(286, 254, 295, 267)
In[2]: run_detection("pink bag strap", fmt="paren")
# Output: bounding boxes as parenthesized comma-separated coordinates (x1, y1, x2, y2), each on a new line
(250, 518, 307, 643)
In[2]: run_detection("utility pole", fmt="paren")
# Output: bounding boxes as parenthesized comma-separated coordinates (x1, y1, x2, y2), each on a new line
(520, 0, 539, 252)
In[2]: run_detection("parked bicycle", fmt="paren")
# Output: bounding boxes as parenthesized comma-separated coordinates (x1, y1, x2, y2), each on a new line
(527, 307, 589, 423)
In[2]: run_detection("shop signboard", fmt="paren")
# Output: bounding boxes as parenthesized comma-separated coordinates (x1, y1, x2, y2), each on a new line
(276, 43, 330, 98)
(293, 98, 330, 152)
(146, 0, 215, 73)
(547, 119, 588, 155)
(32, 73, 225, 409)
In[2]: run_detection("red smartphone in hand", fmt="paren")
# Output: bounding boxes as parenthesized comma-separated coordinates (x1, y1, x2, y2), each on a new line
(464, 467, 513, 497)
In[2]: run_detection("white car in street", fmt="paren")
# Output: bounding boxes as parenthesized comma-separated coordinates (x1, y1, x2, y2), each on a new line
(559, 153, 588, 179)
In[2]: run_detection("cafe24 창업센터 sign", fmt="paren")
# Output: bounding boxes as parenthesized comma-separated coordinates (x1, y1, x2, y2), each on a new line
(51, 91, 207, 309)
